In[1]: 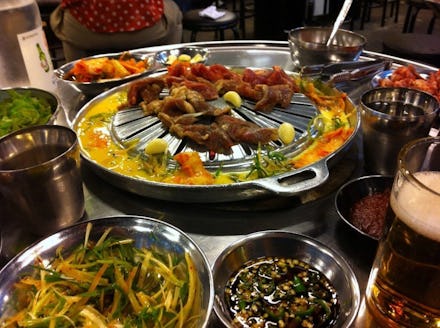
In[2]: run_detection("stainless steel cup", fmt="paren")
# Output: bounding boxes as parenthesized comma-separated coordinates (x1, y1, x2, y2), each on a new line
(0, 125, 84, 236)
(361, 87, 439, 175)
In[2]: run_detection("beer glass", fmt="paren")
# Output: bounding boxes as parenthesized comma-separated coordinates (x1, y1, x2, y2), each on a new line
(366, 136, 440, 327)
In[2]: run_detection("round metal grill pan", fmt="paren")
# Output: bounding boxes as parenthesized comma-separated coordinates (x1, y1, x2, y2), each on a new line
(72, 68, 359, 203)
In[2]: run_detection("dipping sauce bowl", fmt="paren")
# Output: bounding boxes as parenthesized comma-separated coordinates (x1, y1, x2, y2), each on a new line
(335, 175, 394, 240)
(212, 230, 360, 328)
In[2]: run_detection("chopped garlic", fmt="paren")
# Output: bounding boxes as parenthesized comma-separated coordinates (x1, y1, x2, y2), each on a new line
(145, 138, 168, 155)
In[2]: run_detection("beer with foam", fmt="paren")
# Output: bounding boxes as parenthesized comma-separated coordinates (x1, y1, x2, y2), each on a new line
(366, 139, 440, 327)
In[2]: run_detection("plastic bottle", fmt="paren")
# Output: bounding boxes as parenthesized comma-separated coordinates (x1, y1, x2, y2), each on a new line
(0, 0, 55, 91)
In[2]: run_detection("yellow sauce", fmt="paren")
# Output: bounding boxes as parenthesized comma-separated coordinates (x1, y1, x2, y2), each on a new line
(77, 91, 155, 180)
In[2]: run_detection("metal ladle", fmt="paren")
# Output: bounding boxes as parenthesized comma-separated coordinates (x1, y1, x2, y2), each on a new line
(326, 0, 353, 47)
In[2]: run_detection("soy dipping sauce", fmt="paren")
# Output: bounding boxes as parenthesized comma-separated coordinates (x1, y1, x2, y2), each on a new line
(225, 256, 339, 328)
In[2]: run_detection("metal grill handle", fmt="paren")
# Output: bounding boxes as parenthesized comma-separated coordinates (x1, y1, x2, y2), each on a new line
(249, 161, 330, 195)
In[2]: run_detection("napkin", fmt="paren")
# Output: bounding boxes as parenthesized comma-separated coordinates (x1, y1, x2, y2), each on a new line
(199, 5, 226, 20)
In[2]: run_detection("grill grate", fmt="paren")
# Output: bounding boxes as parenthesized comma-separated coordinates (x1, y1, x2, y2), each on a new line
(111, 92, 319, 172)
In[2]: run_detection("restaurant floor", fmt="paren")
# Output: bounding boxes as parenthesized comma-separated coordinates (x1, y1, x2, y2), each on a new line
(183, 0, 439, 54)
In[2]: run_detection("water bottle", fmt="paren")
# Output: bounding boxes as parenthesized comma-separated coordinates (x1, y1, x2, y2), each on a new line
(0, 0, 55, 91)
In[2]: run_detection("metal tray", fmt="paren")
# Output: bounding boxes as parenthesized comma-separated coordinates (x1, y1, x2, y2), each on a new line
(71, 51, 360, 203)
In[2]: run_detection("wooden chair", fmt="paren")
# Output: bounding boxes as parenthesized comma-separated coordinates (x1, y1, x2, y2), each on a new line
(314, 0, 360, 31)
(402, 0, 435, 32)
(425, 0, 439, 33)
(359, 0, 400, 29)
(182, 0, 240, 42)
(230, 0, 255, 37)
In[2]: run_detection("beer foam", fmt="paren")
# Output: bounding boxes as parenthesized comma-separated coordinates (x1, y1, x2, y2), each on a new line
(391, 171, 440, 242)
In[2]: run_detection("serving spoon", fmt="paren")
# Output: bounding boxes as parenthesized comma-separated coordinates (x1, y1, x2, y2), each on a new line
(326, 0, 353, 47)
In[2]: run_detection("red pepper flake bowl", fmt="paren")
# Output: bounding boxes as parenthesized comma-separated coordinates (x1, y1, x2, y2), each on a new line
(335, 175, 394, 240)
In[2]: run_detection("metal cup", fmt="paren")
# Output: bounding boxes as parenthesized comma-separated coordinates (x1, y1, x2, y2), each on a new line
(361, 87, 439, 175)
(0, 125, 84, 236)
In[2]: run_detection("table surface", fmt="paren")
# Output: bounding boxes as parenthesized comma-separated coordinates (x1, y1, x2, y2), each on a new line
(2, 40, 438, 327)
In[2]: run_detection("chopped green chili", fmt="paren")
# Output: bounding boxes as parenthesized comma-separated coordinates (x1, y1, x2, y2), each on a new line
(0, 90, 52, 137)
(225, 256, 339, 327)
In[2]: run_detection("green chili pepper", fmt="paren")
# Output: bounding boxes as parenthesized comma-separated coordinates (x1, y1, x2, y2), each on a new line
(295, 305, 315, 318)
(267, 307, 285, 320)
(238, 300, 247, 310)
(293, 275, 306, 293)
(316, 298, 331, 317)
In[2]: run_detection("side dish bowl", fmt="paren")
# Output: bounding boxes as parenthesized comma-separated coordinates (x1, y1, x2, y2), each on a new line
(212, 230, 360, 328)
(288, 27, 366, 68)
(0, 87, 60, 137)
(335, 175, 394, 240)
(0, 215, 214, 327)
(54, 51, 156, 97)
(155, 46, 209, 66)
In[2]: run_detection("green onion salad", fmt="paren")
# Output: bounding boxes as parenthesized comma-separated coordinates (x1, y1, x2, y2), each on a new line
(0, 90, 53, 137)
(0, 223, 203, 328)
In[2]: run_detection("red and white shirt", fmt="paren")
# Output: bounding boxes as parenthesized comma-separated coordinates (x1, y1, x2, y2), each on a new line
(61, 0, 164, 33)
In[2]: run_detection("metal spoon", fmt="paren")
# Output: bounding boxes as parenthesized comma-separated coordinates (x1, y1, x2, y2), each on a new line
(326, 0, 353, 47)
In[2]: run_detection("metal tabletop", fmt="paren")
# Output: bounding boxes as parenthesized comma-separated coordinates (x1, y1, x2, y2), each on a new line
(2, 40, 438, 327)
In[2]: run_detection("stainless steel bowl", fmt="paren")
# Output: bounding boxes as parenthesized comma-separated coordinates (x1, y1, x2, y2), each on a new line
(335, 175, 394, 240)
(0, 87, 60, 137)
(288, 27, 366, 68)
(155, 46, 209, 66)
(54, 51, 156, 97)
(361, 87, 439, 175)
(0, 215, 214, 327)
(212, 230, 360, 328)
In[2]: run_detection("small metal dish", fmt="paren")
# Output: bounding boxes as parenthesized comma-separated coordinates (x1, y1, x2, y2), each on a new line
(0, 215, 214, 327)
(0, 87, 60, 137)
(212, 230, 360, 328)
(54, 51, 156, 97)
(155, 46, 209, 66)
(335, 175, 394, 240)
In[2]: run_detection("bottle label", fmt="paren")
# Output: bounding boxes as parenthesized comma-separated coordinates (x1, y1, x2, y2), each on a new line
(17, 27, 55, 92)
